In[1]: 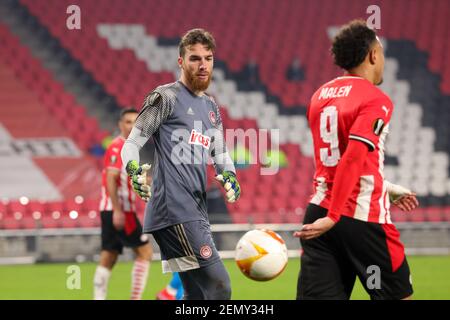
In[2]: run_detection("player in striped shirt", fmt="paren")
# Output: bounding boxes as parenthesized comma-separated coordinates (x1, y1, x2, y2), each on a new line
(93, 108, 153, 300)
(295, 20, 419, 300)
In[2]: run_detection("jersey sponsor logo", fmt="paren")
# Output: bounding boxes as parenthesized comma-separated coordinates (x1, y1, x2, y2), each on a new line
(372, 118, 385, 136)
(209, 111, 217, 126)
(200, 245, 212, 259)
(382, 105, 389, 116)
(189, 129, 211, 149)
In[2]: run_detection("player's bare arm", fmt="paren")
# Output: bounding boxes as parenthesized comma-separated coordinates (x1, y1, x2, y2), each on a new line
(386, 181, 419, 211)
(105, 168, 125, 230)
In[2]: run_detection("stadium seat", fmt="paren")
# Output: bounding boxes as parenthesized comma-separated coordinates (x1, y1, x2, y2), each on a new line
(77, 211, 99, 228)
(7, 201, 29, 215)
(2, 212, 22, 229)
(425, 207, 444, 222)
(410, 210, 427, 223)
(390, 209, 410, 223)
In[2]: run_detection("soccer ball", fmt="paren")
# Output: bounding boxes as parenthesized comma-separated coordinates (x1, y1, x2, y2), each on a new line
(235, 229, 288, 281)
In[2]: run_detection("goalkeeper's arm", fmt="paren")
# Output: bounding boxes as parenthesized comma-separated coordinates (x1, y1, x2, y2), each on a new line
(121, 130, 152, 201)
(121, 90, 173, 199)
(122, 90, 173, 166)
(208, 107, 240, 203)
(121, 127, 147, 171)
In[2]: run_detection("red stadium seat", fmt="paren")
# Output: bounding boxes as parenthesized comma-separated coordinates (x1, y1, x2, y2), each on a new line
(41, 216, 60, 229)
(28, 201, 45, 216)
(7, 201, 29, 215)
(443, 208, 450, 221)
(63, 199, 83, 213)
(410, 210, 427, 223)
(59, 215, 79, 228)
(0, 202, 7, 215)
(425, 208, 444, 222)
(21, 216, 38, 229)
(77, 211, 99, 228)
(2, 212, 22, 229)
(390, 210, 410, 223)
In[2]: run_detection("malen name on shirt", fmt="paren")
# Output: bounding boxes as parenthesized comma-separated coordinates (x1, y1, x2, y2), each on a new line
(318, 85, 352, 100)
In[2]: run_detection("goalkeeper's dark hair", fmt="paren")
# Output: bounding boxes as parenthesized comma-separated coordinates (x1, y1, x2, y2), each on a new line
(179, 28, 216, 57)
(119, 107, 138, 120)
(331, 19, 377, 71)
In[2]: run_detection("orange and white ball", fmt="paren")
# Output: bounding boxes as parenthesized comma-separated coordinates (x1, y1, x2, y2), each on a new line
(235, 229, 288, 281)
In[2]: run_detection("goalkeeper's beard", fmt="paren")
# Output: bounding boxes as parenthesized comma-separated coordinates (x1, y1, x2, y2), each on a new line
(185, 69, 212, 92)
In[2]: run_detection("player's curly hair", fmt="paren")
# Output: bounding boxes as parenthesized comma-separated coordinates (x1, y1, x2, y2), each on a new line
(331, 19, 377, 71)
(179, 28, 216, 57)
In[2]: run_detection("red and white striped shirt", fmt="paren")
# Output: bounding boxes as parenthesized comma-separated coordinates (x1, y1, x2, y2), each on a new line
(99, 136, 136, 212)
(308, 76, 394, 224)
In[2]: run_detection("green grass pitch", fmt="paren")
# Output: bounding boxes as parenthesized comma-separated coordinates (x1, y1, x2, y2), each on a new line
(0, 256, 449, 300)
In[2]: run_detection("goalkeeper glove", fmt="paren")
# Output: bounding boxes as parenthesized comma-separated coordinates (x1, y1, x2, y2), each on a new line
(125, 160, 152, 202)
(215, 171, 241, 203)
(385, 180, 413, 203)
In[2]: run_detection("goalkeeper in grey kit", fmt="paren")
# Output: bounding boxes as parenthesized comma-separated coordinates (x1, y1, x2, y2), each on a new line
(121, 28, 241, 300)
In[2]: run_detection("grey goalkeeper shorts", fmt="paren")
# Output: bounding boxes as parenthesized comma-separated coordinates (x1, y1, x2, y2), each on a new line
(151, 220, 221, 273)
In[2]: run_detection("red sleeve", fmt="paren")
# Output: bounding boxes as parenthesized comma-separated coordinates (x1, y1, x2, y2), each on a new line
(349, 96, 393, 151)
(104, 143, 123, 171)
(327, 139, 369, 222)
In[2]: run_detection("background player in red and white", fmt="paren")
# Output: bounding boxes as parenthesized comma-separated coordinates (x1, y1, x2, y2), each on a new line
(295, 20, 419, 300)
(93, 108, 153, 300)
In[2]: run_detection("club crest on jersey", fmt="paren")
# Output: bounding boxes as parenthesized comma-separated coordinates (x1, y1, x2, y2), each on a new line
(209, 111, 217, 127)
(110, 155, 117, 164)
(372, 118, 385, 136)
(200, 245, 212, 259)
(189, 129, 211, 149)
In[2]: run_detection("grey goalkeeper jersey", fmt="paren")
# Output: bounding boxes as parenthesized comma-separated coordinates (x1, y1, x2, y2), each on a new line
(122, 81, 235, 232)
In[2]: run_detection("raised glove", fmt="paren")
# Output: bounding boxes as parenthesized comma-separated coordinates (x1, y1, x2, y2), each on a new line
(126, 160, 151, 202)
(215, 171, 241, 203)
